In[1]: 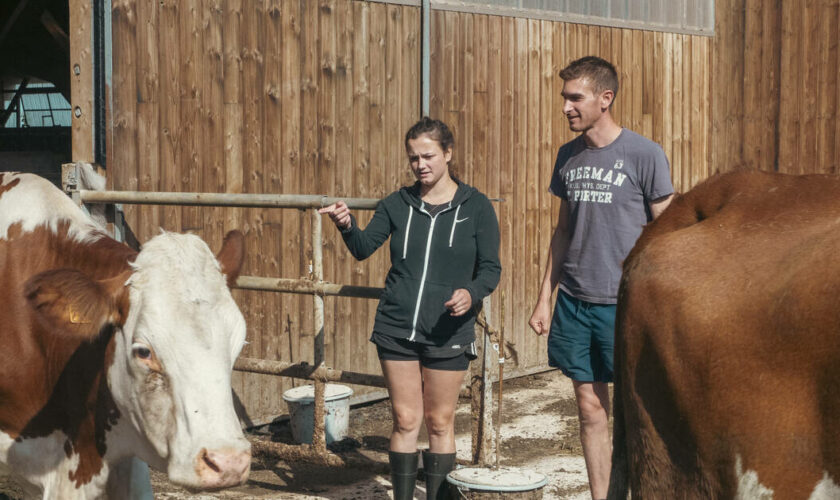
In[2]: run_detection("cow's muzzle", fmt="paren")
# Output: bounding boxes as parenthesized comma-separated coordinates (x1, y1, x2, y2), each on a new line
(194, 445, 251, 489)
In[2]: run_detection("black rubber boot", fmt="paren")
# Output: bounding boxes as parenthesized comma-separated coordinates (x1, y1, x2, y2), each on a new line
(389, 450, 419, 500)
(422, 450, 456, 500)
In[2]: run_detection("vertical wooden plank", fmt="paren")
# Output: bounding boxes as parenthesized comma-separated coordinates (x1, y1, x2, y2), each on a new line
(835, 0, 840, 174)
(681, 36, 692, 188)
(814, 0, 836, 174)
(318, 0, 336, 371)
(641, 31, 653, 139)
(760, 0, 781, 173)
(610, 28, 623, 123)
(333, 0, 354, 378)
(366, 1, 387, 376)
(620, 29, 634, 132)
(261, 0, 283, 415)
(524, 18, 540, 369)
(240, 0, 264, 406)
(485, 14, 502, 330)
(223, 0, 244, 230)
(158, 0, 181, 233)
(460, 14, 474, 184)
(202, 0, 225, 246)
(800, 0, 818, 174)
(402, 5, 421, 185)
(512, 17, 528, 369)
(445, 12, 460, 146)
(498, 16, 516, 363)
(70, 0, 94, 163)
(178, 1, 202, 231)
(652, 32, 664, 153)
(631, 30, 643, 136)
(299, 0, 319, 366)
(384, 5, 402, 190)
(690, 35, 704, 186)
(777, 0, 799, 173)
(222, 0, 246, 403)
(111, 0, 138, 223)
(473, 12, 489, 193)
(350, 0, 370, 370)
(538, 20, 553, 354)
(743, 0, 762, 170)
(279, 0, 302, 400)
(430, 8, 444, 118)
(671, 33, 683, 191)
(136, 0, 160, 242)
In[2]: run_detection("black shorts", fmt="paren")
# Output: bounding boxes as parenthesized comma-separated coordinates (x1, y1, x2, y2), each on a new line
(372, 333, 475, 371)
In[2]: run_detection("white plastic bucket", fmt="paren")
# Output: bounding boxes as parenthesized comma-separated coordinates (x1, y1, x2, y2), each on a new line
(282, 384, 354, 444)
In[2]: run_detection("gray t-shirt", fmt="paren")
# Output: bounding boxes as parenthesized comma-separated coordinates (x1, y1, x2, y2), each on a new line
(549, 129, 673, 304)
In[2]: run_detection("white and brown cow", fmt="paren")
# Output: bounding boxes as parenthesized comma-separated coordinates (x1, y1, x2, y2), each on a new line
(609, 170, 840, 499)
(0, 172, 251, 499)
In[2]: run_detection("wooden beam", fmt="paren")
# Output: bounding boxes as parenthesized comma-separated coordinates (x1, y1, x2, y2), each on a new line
(40, 9, 70, 53)
(69, 0, 93, 162)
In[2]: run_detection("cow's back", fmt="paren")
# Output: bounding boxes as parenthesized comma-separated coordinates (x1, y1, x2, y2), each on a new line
(611, 170, 840, 499)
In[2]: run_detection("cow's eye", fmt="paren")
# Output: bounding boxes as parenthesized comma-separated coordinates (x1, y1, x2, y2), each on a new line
(132, 345, 152, 360)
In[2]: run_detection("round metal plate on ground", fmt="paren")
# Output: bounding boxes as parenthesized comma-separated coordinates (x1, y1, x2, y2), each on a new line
(447, 466, 548, 497)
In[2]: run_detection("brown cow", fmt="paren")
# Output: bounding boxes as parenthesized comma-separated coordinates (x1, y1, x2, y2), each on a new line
(609, 170, 840, 499)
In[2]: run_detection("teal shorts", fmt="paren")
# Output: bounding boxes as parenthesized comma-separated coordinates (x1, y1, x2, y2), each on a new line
(548, 290, 615, 383)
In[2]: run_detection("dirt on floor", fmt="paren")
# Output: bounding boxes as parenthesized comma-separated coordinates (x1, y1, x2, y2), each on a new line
(150, 369, 600, 500)
(0, 370, 597, 500)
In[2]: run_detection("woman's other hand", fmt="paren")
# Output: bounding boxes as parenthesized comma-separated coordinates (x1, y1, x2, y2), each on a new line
(318, 201, 352, 230)
(444, 288, 472, 317)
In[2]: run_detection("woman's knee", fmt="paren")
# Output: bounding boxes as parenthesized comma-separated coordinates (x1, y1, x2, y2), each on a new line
(423, 411, 455, 438)
(392, 406, 423, 434)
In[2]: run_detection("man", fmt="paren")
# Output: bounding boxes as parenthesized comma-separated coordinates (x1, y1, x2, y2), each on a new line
(528, 56, 674, 500)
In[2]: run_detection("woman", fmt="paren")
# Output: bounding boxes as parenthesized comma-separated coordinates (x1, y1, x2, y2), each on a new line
(319, 117, 501, 499)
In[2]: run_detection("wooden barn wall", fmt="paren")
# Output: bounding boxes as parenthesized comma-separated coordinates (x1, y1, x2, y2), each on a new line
(429, 10, 712, 374)
(105, 0, 840, 423)
(713, 0, 840, 175)
(109, 0, 420, 424)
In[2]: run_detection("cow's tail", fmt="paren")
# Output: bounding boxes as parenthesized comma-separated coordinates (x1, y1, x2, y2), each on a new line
(607, 362, 630, 499)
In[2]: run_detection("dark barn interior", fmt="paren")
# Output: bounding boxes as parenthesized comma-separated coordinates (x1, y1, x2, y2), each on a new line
(0, 0, 72, 186)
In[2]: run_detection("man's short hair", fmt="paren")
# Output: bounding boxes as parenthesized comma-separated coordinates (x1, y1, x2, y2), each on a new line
(559, 56, 619, 98)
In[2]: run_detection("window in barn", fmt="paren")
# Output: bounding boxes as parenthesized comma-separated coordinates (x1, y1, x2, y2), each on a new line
(2, 81, 71, 128)
(427, 0, 714, 36)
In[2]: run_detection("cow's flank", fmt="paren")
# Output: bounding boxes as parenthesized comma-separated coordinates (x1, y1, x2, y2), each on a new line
(609, 170, 840, 499)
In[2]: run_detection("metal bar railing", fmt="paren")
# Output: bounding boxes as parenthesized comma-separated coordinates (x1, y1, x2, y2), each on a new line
(64, 162, 499, 467)
(77, 189, 380, 210)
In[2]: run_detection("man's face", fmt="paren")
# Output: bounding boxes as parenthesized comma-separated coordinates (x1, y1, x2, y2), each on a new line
(561, 77, 611, 133)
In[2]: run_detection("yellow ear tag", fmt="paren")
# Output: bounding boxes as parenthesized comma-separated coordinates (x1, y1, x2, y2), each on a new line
(69, 308, 91, 325)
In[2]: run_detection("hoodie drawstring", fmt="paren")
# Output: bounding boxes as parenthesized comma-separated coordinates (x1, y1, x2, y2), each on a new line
(448, 205, 461, 247)
(403, 206, 413, 259)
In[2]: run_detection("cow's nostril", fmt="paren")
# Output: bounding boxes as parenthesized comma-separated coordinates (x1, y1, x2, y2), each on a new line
(200, 448, 221, 474)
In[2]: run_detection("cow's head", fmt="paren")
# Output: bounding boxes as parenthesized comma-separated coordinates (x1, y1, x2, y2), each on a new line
(25, 230, 250, 490)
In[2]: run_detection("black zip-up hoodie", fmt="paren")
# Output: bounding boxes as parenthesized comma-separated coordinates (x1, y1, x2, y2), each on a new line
(340, 180, 501, 348)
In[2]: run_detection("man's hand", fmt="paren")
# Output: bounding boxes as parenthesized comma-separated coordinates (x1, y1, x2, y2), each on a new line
(528, 300, 552, 336)
(444, 289, 472, 317)
(318, 201, 352, 230)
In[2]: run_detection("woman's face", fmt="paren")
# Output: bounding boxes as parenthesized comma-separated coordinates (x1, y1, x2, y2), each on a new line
(406, 134, 452, 189)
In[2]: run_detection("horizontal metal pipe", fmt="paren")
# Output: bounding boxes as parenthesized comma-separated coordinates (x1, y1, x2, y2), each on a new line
(77, 190, 380, 210)
(234, 357, 387, 388)
(234, 276, 383, 299)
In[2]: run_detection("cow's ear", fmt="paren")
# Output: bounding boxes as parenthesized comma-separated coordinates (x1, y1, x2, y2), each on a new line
(24, 269, 131, 339)
(216, 230, 245, 288)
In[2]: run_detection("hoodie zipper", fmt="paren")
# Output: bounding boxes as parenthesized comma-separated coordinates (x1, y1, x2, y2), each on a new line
(408, 203, 456, 341)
